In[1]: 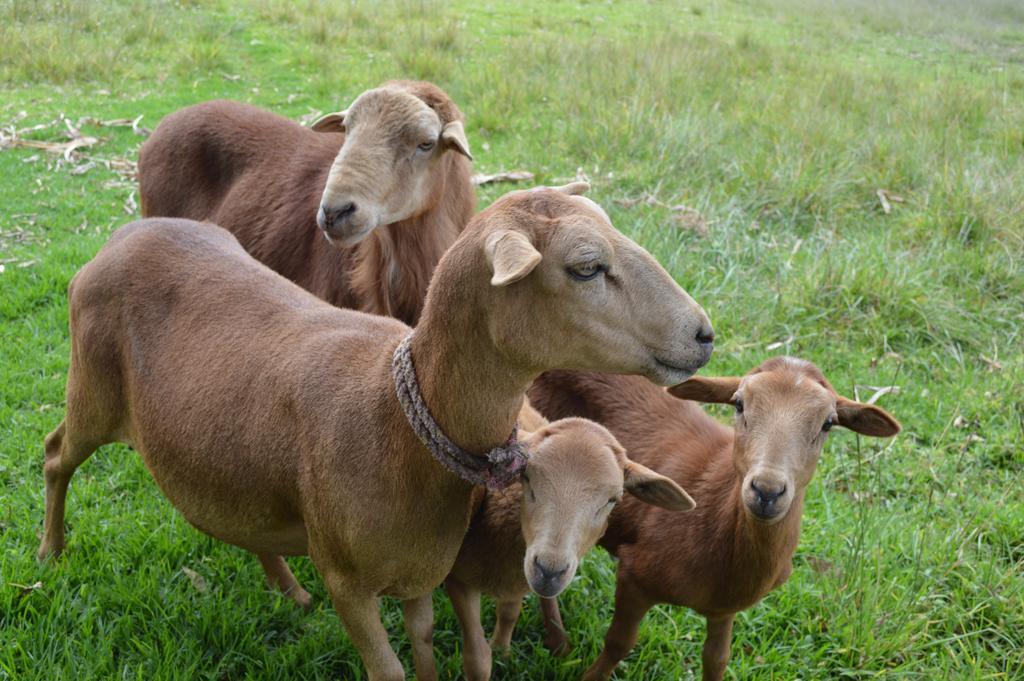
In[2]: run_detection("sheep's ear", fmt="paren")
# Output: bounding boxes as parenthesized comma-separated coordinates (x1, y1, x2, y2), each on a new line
(552, 181, 589, 196)
(835, 396, 901, 437)
(668, 376, 741, 404)
(623, 460, 695, 511)
(441, 120, 472, 160)
(485, 230, 541, 287)
(311, 111, 346, 133)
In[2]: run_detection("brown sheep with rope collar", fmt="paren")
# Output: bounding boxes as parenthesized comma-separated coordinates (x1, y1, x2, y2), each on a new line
(37, 184, 713, 680)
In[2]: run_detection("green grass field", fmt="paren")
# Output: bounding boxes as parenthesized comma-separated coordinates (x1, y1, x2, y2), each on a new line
(1, 0, 1022, 678)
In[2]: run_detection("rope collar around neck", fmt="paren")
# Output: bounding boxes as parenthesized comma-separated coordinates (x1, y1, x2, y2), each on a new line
(391, 333, 528, 490)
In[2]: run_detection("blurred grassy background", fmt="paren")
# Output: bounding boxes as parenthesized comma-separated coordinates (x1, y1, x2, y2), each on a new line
(1, 1, 1021, 679)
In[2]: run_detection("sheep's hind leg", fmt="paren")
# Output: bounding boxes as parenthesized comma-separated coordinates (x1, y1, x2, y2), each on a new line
(258, 554, 313, 609)
(37, 420, 103, 561)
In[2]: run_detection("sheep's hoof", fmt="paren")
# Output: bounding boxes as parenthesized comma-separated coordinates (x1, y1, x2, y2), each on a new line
(36, 540, 63, 563)
(544, 633, 572, 657)
(288, 587, 314, 610)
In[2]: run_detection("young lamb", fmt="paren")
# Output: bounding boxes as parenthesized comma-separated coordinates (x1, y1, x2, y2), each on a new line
(137, 80, 475, 325)
(38, 184, 714, 681)
(529, 358, 900, 681)
(438, 412, 695, 681)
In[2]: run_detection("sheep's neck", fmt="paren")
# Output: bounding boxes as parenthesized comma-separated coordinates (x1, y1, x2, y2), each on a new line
(725, 470, 804, 598)
(410, 316, 532, 456)
(367, 203, 458, 325)
(359, 153, 472, 325)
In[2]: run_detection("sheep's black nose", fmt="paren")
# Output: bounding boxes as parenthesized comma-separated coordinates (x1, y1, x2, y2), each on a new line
(320, 201, 357, 229)
(696, 325, 715, 346)
(750, 479, 786, 506)
(534, 556, 569, 583)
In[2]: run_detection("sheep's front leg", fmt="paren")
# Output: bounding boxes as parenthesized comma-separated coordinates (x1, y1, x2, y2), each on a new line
(322, 572, 404, 681)
(257, 554, 312, 609)
(539, 596, 571, 656)
(701, 614, 735, 681)
(581, 577, 654, 681)
(445, 577, 491, 681)
(402, 594, 438, 681)
(490, 598, 523, 652)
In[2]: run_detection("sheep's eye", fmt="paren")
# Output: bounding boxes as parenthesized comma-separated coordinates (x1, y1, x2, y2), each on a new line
(568, 263, 605, 281)
(417, 140, 436, 152)
(596, 497, 617, 518)
(822, 417, 833, 432)
(734, 398, 744, 414)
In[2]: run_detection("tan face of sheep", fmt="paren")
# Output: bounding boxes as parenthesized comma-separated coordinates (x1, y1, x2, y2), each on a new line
(482, 185, 715, 386)
(311, 85, 471, 245)
(519, 418, 695, 598)
(669, 357, 901, 525)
